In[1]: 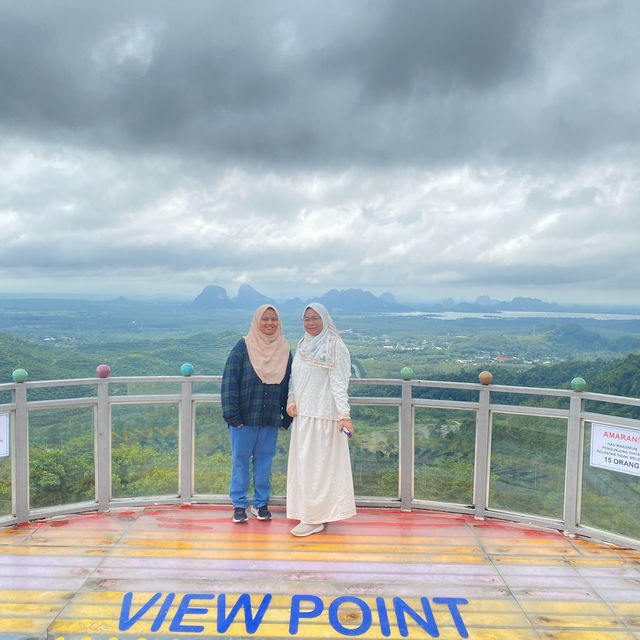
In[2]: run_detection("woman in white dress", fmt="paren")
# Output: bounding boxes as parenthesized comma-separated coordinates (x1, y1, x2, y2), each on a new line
(286, 303, 356, 536)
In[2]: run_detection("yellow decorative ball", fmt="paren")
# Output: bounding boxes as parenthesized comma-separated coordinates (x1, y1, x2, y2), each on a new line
(478, 371, 493, 385)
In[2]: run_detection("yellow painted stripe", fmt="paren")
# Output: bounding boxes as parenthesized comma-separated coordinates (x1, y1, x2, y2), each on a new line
(519, 601, 613, 615)
(0, 618, 50, 632)
(484, 545, 581, 556)
(537, 632, 636, 640)
(491, 555, 625, 565)
(533, 614, 624, 629)
(0, 603, 64, 616)
(0, 589, 76, 602)
(609, 602, 640, 614)
(120, 523, 480, 546)
(0, 545, 108, 556)
(49, 619, 534, 639)
(118, 538, 482, 554)
(110, 547, 487, 563)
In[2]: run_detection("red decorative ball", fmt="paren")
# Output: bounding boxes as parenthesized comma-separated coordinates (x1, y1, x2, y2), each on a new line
(96, 364, 111, 378)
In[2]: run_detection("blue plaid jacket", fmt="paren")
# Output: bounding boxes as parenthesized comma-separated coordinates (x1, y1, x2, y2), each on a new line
(221, 339, 293, 429)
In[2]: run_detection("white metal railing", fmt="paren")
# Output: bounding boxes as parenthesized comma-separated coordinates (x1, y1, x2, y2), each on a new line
(1, 372, 639, 550)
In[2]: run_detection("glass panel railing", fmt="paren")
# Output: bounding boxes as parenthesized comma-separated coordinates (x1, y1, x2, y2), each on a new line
(193, 402, 292, 497)
(111, 403, 179, 498)
(489, 413, 567, 519)
(192, 380, 222, 395)
(4, 375, 639, 550)
(193, 403, 230, 495)
(28, 407, 95, 509)
(108, 380, 179, 398)
(0, 413, 11, 516)
(271, 426, 291, 496)
(351, 405, 399, 498)
(414, 407, 475, 505)
(581, 421, 640, 540)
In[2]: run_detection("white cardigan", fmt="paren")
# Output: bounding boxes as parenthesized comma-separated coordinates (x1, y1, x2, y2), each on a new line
(288, 340, 351, 421)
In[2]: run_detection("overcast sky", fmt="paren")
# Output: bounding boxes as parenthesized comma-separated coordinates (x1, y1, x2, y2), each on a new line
(1, 0, 639, 305)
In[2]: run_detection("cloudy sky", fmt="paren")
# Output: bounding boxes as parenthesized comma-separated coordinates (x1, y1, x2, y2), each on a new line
(1, 0, 639, 305)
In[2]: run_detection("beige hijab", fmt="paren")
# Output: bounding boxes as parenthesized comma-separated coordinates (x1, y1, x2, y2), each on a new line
(244, 304, 290, 384)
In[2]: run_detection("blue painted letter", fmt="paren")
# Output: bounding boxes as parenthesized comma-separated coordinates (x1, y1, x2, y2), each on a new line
(150, 592, 176, 632)
(119, 592, 163, 631)
(169, 593, 214, 633)
(328, 596, 372, 636)
(376, 597, 391, 637)
(432, 597, 469, 638)
(217, 593, 272, 634)
(393, 597, 439, 638)
(289, 595, 324, 635)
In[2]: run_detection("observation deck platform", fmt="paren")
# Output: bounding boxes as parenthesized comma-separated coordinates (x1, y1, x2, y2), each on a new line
(1, 505, 639, 640)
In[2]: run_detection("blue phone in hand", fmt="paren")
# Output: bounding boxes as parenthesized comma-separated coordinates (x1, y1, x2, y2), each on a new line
(341, 425, 352, 438)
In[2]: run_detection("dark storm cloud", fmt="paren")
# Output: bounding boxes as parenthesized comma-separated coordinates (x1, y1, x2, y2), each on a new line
(0, 0, 584, 168)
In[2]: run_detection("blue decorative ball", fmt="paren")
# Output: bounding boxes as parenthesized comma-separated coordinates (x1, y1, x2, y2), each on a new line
(12, 368, 28, 383)
(180, 363, 195, 376)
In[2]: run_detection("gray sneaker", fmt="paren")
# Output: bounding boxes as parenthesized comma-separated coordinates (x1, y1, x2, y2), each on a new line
(291, 522, 324, 536)
(251, 505, 272, 520)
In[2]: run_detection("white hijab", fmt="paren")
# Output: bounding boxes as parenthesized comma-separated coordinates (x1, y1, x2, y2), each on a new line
(297, 302, 342, 369)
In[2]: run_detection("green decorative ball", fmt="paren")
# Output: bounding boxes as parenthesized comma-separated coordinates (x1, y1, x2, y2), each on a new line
(12, 368, 28, 383)
(400, 366, 414, 381)
(180, 363, 195, 376)
(571, 377, 587, 392)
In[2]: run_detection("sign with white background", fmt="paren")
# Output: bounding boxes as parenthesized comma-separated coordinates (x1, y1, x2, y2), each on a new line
(590, 422, 640, 477)
(0, 413, 8, 457)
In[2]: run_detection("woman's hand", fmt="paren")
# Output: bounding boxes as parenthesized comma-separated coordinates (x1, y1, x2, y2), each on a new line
(339, 417, 353, 437)
(287, 404, 298, 417)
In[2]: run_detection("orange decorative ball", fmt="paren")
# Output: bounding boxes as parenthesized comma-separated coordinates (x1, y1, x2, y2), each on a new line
(478, 371, 493, 385)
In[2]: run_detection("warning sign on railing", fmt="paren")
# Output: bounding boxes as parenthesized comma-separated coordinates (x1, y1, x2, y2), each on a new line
(590, 422, 640, 477)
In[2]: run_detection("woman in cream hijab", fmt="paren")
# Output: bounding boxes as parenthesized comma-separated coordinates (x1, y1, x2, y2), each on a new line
(286, 303, 356, 536)
(221, 305, 292, 523)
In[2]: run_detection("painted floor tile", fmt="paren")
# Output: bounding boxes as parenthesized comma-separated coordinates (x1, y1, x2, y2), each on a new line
(0, 505, 638, 640)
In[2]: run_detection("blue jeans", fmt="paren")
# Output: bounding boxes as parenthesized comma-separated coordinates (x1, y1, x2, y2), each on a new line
(228, 425, 278, 509)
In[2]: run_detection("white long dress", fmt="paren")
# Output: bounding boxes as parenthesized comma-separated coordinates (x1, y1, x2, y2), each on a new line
(286, 340, 356, 524)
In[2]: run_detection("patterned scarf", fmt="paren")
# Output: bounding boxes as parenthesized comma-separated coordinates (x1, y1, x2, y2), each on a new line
(297, 302, 341, 368)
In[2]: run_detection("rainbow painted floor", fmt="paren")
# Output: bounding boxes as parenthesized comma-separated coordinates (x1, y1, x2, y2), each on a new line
(0, 505, 639, 639)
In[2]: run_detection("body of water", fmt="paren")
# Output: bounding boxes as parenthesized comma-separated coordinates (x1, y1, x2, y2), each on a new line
(388, 311, 640, 321)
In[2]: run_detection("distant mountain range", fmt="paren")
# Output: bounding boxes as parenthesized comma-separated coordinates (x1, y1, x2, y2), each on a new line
(191, 284, 404, 312)
(191, 284, 634, 315)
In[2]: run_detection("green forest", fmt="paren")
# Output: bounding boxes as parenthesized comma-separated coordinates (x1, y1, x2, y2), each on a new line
(1, 300, 640, 540)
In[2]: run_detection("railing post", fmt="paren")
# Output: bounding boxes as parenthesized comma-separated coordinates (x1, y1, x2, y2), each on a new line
(179, 379, 195, 503)
(563, 394, 584, 536)
(95, 379, 111, 511)
(473, 386, 491, 519)
(399, 381, 413, 511)
(12, 384, 29, 524)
